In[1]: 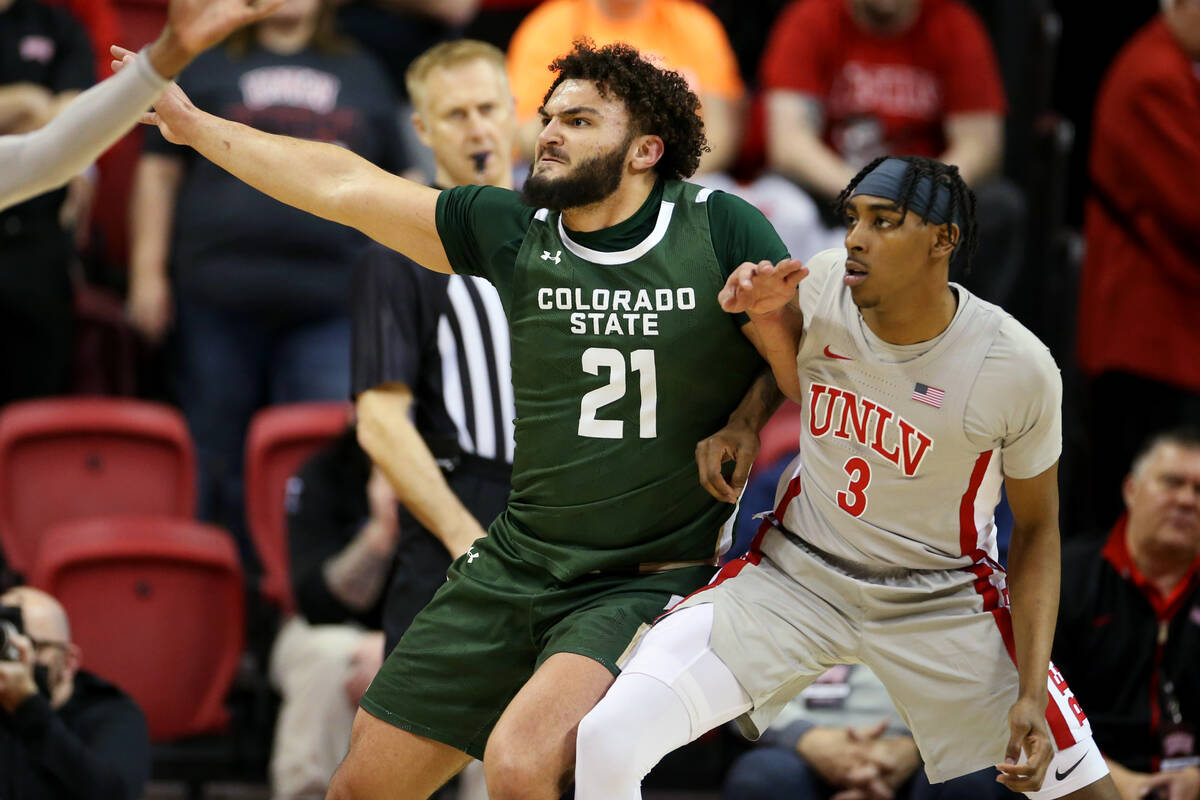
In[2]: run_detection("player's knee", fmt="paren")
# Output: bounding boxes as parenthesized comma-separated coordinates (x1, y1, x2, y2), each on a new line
(575, 704, 643, 784)
(483, 743, 565, 800)
(324, 763, 357, 800)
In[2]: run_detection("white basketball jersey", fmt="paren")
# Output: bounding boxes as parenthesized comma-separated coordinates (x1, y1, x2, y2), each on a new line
(770, 249, 1062, 571)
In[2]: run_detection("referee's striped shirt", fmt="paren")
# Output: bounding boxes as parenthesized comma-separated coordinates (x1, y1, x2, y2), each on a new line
(351, 243, 515, 467)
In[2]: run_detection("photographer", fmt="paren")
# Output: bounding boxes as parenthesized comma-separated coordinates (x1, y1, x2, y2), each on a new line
(0, 587, 149, 800)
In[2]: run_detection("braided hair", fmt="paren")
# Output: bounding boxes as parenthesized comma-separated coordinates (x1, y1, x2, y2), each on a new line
(834, 155, 979, 273)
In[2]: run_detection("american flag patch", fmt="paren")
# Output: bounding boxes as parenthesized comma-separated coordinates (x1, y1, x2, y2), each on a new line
(912, 382, 944, 408)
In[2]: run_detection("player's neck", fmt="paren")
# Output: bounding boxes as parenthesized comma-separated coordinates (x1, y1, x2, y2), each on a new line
(860, 283, 958, 345)
(561, 171, 657, 233)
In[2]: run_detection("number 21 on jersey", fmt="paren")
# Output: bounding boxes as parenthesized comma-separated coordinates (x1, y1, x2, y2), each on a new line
(578, 347, 657, 439)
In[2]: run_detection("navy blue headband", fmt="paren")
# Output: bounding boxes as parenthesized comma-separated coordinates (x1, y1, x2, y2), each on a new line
(850, 157, 955, 225)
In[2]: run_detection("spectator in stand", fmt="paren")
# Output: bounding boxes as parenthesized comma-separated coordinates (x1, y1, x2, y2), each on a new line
(1076, 0, 1200, 533)
(126, 0, 402, 564)
(1053, 428, 1200, 800)
(0, 586, 150, 800)
(505, 0, 745, 174)
(0, 0, 94, 405)
(269, 427, 398, 800)
(760, 0, 1024, 303)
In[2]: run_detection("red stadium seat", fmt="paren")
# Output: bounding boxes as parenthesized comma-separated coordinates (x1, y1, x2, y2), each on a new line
(0, 398, 195, 577)
(755, 401, 805, 471)
(244, 402, 351, 612)
(29, 515, 244, 742)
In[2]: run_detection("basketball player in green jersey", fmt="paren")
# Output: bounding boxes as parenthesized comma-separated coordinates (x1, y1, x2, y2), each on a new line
(120, 38, 789, 799)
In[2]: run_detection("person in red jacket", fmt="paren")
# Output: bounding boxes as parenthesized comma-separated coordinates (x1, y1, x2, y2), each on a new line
(1053, 428, 1200, 800)
(1076, 0, 1200, 533)
(758, 0, 1025, 306)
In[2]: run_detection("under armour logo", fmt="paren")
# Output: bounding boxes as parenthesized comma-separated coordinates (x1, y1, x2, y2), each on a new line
(466, 548, 479, 564)
(541, 250, 561, 264)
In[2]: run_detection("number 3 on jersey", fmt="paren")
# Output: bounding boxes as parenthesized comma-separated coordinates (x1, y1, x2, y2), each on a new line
(837, 456, 871, 517)
(578, 347, 657, 439)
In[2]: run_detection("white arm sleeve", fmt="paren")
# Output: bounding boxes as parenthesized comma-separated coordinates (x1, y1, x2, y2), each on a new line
(0, 52, 167, 211)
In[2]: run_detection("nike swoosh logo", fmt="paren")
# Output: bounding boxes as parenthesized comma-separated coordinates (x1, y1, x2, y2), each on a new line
(824, 345, 853, 360)
(1054, 751, 1088, 781)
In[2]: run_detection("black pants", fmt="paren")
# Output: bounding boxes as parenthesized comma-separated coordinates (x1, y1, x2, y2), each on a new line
(0, 229, 73, 406)
(383, 458, 512, 655)
(1084, 371, 1200, 533)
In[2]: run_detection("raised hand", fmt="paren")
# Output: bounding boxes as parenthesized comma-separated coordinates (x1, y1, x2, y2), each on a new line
(111, 47, 195, 145)
(168, 0, 286, 58)
(718, 258, 808, 317)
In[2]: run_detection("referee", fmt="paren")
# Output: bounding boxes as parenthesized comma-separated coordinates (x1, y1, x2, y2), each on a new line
(350, 39, 518, 653)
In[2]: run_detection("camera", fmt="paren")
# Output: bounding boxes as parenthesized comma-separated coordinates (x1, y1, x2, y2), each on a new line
(0, 605, 24, 662)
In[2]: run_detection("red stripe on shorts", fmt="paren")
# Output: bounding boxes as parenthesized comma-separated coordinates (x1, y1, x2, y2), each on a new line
(958, 451, 994, 556)
(664, 472, 805, 615)
(1045, 690, 1078, 750)
(987, 592, 1079, 750)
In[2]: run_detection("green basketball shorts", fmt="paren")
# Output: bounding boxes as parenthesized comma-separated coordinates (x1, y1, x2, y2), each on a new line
(359, 531, 715, 758)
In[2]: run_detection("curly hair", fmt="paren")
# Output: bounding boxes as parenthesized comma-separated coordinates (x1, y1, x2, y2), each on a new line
(540, 39, 708, 181)
(834, 155, 979, 273)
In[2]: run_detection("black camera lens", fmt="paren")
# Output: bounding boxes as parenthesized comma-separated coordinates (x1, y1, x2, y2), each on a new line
(0, 619, 20, 662)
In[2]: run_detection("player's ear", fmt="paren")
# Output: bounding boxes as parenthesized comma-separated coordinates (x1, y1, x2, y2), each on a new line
(629, 134, 664, 172)
(931, 222, 959, 260)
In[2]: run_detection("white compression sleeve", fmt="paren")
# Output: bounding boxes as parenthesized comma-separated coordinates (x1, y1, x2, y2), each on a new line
(575, 673, 693, 800)
(574, 604, 753, 800)
(0, 52, 167, 211)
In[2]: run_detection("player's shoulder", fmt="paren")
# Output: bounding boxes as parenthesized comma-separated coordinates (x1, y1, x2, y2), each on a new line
(971, 295, 1060, 389)
(443, 183, 529, 218)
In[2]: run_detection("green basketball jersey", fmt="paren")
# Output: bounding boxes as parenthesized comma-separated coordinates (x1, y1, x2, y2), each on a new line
(436, 179, 786, 580)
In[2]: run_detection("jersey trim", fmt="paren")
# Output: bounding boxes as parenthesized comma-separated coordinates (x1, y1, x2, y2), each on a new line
(958, 450, 993, 556)
(557, 201, 676, 265)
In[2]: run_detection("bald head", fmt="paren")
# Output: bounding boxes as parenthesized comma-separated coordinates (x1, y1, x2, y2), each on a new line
(1, 587, 71, 645)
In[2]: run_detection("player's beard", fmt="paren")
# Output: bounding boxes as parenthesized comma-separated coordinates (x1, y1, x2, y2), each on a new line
(521, 135, 632, 211)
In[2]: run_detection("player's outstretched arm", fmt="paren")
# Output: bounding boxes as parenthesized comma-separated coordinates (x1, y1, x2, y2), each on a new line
(113, 48, 453, 274)
(995, 462, 1061, 792)
(0, 0, 283, 212)
(721, 258, 809, 404)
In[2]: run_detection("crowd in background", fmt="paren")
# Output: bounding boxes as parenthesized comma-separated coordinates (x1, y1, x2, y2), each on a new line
(0, 0, 1197, 797)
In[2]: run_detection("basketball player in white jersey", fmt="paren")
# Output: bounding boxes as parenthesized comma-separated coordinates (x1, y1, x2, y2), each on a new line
(573, 156, 1121, 800)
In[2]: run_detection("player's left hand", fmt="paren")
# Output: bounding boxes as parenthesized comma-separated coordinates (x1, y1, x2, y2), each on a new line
(696, 417, 760, 503)
(719, 258, 808, 317)
(995, 696, 1055, 792)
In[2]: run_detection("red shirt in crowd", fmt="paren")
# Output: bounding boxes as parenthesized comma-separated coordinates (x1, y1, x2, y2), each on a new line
(1077, 16, 1200, 394)
(760, 0, 1006, 164)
